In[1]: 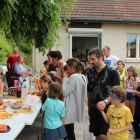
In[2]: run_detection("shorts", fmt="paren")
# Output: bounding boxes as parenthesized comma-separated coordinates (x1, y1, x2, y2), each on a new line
(89, 108, 109, 137)
(42, 125, 67, 140)
(126, 92, 135, 102)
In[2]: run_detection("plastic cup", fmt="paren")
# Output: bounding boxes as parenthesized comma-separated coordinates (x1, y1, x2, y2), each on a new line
(14, 80, 19, 87)
(31, 104, 35, 112)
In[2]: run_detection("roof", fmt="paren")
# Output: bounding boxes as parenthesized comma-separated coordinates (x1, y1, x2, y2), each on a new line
(61, 0, 140, 22)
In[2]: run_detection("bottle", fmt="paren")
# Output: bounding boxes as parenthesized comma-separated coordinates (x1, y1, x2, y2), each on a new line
(35, 75, 40, 90)
(19, 75, 23, 86)
(31, 76, 35, 90)
(17, 87, 22, 97)
(21, 80, 27, 98)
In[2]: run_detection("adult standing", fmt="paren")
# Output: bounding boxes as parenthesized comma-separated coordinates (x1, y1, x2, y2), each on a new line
(117, 60, 128, 87)
(47, 51, 58, 72)
(62, 58, 86, 140)
(7, 48, 25, 73)
(132, 85, 140, 140)
(87, 48, 120, 140)
(51, 51, 66, 84)
(103, 46, 119, 69)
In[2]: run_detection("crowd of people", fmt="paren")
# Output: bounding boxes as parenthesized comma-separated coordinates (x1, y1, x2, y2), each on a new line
(0, 46, 140, 140)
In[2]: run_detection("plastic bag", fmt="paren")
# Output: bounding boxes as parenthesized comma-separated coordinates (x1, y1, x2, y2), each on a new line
(84, 121, 95, 140)
(22, 94, 40, 109)
(10, 100, 24, 109)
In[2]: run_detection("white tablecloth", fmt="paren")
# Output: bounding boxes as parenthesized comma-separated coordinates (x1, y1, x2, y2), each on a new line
(3, 99, 42, 125)
(0, 120, 25, 140)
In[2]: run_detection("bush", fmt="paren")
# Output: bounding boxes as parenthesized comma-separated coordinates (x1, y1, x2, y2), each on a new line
(0, 33, 13, 64)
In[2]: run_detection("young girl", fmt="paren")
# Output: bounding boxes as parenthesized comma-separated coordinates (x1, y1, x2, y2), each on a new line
(117, 60, 127, 87)
(42, 82, 67, 140)
(123, 66, 139, 117)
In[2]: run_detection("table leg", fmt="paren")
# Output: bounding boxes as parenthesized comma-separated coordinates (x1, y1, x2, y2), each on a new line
(27, 126, 40, 140)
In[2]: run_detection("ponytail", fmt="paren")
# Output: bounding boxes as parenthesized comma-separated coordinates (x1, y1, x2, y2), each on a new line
(66, 58, 84, 74)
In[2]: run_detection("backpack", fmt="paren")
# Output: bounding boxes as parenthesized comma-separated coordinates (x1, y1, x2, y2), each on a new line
(87, 65, 113, 109)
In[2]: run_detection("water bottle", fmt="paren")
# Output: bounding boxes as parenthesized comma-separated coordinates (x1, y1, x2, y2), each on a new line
(31, 76, 35, 91)
(21, 81, 27, 98)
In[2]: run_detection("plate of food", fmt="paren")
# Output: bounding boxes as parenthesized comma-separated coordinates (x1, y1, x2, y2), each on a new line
(10, 100, 24, 109)
(0, 124, 11, 133)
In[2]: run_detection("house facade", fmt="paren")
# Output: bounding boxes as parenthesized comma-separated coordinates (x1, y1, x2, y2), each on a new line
(33, 0, 140, 73)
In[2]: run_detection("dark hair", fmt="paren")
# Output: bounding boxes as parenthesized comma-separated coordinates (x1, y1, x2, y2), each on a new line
(48, 82, 62, 99)
(51, 50, 62, 60)
(88, 48, 104, 59)
(110, 86, 127, 103)
(46, 72, 57, 82)
(47, 51, 54, 57)
(64, 65, 67, 71)
(66, 58, 83, 73)
(43, 60, 49, 65)
(40, 75, 53, 85)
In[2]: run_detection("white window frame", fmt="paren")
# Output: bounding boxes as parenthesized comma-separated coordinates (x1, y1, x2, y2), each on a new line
(126, 34, 140, 62)
(67, 28, 104, 59)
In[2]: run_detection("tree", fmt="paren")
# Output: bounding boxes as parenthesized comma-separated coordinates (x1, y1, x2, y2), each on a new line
(0, 0, 76, 54)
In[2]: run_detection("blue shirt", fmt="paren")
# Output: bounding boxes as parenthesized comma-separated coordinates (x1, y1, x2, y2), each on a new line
(13, 62, 27, 80)
(42, 98, 65, 129)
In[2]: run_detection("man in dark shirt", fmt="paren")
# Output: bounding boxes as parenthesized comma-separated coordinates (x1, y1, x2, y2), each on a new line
(132, 85, 140, 139)
(87, 48, 120, 140)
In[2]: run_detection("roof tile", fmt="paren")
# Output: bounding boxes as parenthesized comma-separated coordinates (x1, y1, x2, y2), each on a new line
(61, 0, 140, 21)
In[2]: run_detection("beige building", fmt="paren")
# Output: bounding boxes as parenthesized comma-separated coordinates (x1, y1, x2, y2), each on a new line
(33, 0, 140, 72)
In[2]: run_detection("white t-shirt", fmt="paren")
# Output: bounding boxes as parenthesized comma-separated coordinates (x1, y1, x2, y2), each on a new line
(104, 55, 119, 69)
(126, 77, 140, 93)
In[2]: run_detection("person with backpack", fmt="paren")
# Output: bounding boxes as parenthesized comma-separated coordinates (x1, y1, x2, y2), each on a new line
(87, 48, 120, 140)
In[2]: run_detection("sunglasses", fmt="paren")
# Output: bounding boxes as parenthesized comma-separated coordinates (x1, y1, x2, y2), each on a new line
(110, 94, 119, 99)
(127, 70, 131, 72)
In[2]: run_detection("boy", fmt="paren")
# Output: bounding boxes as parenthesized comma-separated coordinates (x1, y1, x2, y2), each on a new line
(101, 85, 133, 140)
(40, 60, 49, 74)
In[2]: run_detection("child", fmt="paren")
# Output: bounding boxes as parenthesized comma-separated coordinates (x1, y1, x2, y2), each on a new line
(42, 82, 67, 140)
(40, 60, 50, 74)
(101, 85, 133, 140)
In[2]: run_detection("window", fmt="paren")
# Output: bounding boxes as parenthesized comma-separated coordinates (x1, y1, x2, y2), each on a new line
(126, 34, 140, 58)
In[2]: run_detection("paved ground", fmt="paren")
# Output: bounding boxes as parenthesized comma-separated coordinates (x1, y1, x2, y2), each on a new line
(3, 66, 135, 140)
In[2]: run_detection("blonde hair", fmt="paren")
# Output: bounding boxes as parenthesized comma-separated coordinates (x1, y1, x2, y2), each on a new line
(110, 86, 127, 103)
(117, 60, 125, 67)
(40, 75, 53, 85)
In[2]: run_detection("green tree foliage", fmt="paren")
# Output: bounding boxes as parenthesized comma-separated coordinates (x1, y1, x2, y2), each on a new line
(0, 0, 76, 54)
(0, 32, 13, 64)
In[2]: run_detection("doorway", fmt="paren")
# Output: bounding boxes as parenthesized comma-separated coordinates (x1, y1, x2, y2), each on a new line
(72, 37, 98, 62)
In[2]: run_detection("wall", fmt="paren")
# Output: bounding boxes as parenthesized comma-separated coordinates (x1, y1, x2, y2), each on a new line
(33, 24, 68, 73)
(102, 23, 140, 68)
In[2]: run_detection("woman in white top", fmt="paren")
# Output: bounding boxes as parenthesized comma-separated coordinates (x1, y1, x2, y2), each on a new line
(123, 66, 139, 116)
(51, 51, 66, 84)
(62, 58, 86, 140)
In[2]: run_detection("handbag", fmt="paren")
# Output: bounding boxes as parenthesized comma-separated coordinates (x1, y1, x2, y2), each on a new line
(84, 121, 95, 140)
(8, 63, 20, 87)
